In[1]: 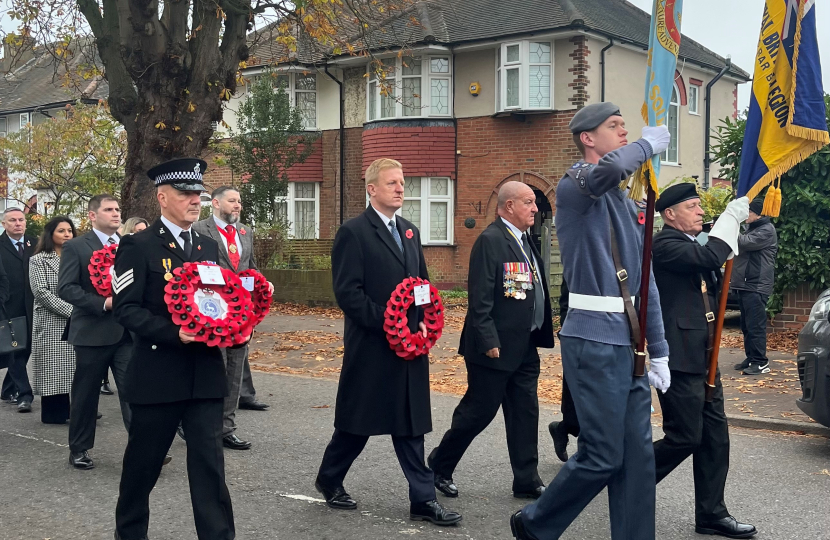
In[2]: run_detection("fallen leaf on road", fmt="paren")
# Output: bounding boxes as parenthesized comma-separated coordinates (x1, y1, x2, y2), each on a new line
(311, 405, 330, 409)
(813, 469, 830, 476)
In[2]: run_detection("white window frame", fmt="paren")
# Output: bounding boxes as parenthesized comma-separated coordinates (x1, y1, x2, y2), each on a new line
(0, 117, 7, 137)
(246, 72, 318, 130)
(688, 84, 700, 115)
(496, 40, 554, 112)
(275, 181, 320, 239)
(19, 113, 30, 130)
(661, 84, 680, 165)
(397, 177, 454, 246)
(366, 55, 453, 121)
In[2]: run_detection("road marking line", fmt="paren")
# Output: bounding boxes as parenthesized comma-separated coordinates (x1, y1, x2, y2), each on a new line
(0, 429, 69, 448)
(278, 493, 326, 503)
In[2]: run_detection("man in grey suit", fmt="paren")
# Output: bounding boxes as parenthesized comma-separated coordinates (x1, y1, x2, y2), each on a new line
(192, 186, 272, 450)
(58, 194, 135, 470)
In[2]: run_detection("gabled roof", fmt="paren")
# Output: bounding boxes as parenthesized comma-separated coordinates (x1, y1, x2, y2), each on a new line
(251, 0, 748, 80)
(0, 39, 108, 115)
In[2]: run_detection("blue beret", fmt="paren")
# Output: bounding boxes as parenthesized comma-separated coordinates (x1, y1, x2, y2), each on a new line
(569, 102, 622, 134)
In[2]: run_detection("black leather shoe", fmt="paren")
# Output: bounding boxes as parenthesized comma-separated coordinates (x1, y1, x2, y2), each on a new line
(238, 399, 270, 411)
(69, 451, 95, 470)
(97, 411, 103, 420)
(696, 516, 757, 538)
(433, 472, 458, 498)
(17, 399, 32, 413)
(162, 454, 172, 466)
(410, 499, 462, 526)
(548, 421, 570, 462)
(2, 392, 18, 403)
(510, 510, 538, 540)
(223, 434, 252, 450)
(315, 479, 357, 510)
(513, 485, 545, 499)
(101, 381, 114, 395)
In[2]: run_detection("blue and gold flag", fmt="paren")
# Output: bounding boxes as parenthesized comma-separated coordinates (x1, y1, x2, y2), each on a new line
(631, 0, 683, 200)
(737, 0, 829, 216)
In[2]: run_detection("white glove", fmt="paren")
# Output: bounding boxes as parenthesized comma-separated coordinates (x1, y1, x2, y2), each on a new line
(709, 197, 750, 258)
(641, 125, 671, 155)
(648, 356, 671, 393)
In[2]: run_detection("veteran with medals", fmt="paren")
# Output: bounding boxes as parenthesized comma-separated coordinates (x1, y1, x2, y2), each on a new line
(652, 183, 757, 538)
(428, 181, 553, 500)
(112, 159, 234, 540)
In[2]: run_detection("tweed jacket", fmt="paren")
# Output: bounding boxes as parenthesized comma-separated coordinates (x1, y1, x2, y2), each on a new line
(28, 251, 76, 396)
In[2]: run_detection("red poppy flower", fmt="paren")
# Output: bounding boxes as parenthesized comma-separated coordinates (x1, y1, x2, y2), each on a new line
(405, 229, 414, 239)
(637, 212, 646, 225)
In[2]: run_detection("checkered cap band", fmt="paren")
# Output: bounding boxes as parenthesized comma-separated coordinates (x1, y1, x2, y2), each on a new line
(154, 170, 204, 185)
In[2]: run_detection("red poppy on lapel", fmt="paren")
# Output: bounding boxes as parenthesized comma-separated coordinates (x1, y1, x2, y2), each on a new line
(197, 245, 202, 250)
(239, 228, 246, 235)
(405, 229, 414, 239)
(169, 242, 176, 248)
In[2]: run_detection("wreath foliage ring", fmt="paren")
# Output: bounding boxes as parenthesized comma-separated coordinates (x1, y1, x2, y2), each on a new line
(88, 244, 119, 297)
(383, 277, 444, 361)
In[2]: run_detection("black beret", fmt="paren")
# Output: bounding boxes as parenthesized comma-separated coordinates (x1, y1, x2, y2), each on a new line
(569, 102, 622, 134)
(749, 197, 764, 215)
(147, 158, 208, 192)
(656, 183, 699, 212)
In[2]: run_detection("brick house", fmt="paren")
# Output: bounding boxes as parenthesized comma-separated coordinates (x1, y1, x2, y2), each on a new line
(209, 0, 750, 289)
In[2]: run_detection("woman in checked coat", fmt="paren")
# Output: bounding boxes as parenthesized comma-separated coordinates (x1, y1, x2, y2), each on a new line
(29, 216, 77, 424)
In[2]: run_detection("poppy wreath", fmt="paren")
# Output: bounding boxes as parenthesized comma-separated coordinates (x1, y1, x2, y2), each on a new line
(163, 262, 256, 347)
(88, 244, 119, 297)
(383, 276, 444, 361)
(238, 269, 273, 329)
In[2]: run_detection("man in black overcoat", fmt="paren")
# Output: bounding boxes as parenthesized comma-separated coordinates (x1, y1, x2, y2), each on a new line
(652, 183, 757, 539)
(112, 159, 234, 540)
(0, 207, 36, 411)
(315, 158, 461, 526)
(428, 181, 553, 499)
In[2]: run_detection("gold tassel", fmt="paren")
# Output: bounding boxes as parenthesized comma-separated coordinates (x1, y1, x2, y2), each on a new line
(762, 187, 774, 216)
(771, 184, 782, 217)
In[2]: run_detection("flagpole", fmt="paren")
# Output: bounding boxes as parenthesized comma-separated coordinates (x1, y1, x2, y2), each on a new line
(705, 258, 734, 401)
(635, 171, 657, 377)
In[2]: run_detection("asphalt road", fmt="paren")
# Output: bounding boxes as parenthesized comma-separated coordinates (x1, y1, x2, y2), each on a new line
(1, 371, 828, 540)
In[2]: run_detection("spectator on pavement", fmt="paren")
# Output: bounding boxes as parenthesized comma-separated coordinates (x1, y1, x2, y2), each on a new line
(29, 217, 77, 424)
(733, 197, 778, 376)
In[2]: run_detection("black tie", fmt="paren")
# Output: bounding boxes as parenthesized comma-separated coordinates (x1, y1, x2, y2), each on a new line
(180, 231, 192, 259)
(16, 241, 24, 257)
(107, 237, 116, 246)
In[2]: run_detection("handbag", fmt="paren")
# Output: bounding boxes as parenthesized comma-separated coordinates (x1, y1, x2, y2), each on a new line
(0, 307, 28, 355)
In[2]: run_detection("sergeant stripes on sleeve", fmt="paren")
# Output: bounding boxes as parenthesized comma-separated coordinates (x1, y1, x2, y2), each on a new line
(112, 269, 134, 294)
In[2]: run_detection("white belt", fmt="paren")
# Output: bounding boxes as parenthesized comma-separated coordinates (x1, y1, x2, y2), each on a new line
(568, 293, 636, 313)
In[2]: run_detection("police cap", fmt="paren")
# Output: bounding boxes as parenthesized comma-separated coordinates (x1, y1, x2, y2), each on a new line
(569, 102, 623, 134)
(656, 183, 699, 212)
(147, 158, 208, 192)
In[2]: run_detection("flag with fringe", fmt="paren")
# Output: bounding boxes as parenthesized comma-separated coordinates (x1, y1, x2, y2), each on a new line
(629, 0, 683, 201)
(737, 0, 828, 216)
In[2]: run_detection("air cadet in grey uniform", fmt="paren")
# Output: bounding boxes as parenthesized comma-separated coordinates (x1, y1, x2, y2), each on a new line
(510, 103, 672, 540)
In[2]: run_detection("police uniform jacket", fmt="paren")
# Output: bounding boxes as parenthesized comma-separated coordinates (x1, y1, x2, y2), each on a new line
(112, 218, 227, 404)
(460, 219, 554, 372)
(652, 225, 732, 374)
(332, 207, 431, 438)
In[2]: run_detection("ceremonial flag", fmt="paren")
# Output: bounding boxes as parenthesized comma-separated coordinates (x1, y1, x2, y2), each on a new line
(631, 0, 683, 200)
(737, 0, 829, 215)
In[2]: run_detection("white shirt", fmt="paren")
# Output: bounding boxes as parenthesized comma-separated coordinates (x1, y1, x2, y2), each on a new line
(160, 215, 192, 250)
(92, 228, 120, 247)
(212, 215, 242, 258)
(372, 204, 397, 230)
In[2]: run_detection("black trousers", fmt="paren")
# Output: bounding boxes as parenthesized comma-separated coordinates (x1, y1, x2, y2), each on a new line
(115, 398, 234, 540)
(317, 429, 436, 504)
(41, 393, 70, 424)
(653, 370, 730, 523)
(1, 347, 33, 402)
(428, 347, 542, 492)
(738, 290, 769, 365)
(68, 340, 132, 453)
(559, 378, 580, 437)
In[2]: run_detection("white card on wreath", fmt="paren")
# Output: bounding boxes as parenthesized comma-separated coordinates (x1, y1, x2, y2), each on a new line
(414, 284, 430, 306)
(198, 264, 226, 285)
(241, 276, 255, 291)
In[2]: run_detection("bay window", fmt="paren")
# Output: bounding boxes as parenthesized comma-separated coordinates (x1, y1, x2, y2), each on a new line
(367, 55, 453, 121)
(247, 72, 317, 130)
(276, 181, 320, 239)
(496, 41, 553, 112)
(400, 177, 454, 245)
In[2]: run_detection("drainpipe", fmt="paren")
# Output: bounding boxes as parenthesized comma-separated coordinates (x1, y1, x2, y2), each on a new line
(600, 39, 614, 101)
(324, 65, 346, 225)
(704, 56, 731, 189)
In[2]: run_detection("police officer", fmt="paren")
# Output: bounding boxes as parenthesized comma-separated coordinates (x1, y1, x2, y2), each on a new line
(652, 183, 757, 538)
(510, 103, 671, 540)
(112, 159, 234, 540)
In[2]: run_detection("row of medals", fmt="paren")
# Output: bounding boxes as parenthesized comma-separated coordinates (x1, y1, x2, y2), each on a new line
(504, 272, 533, 300)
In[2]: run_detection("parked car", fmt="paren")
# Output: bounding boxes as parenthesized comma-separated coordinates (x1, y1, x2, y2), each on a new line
(796, 289, 830, 428)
